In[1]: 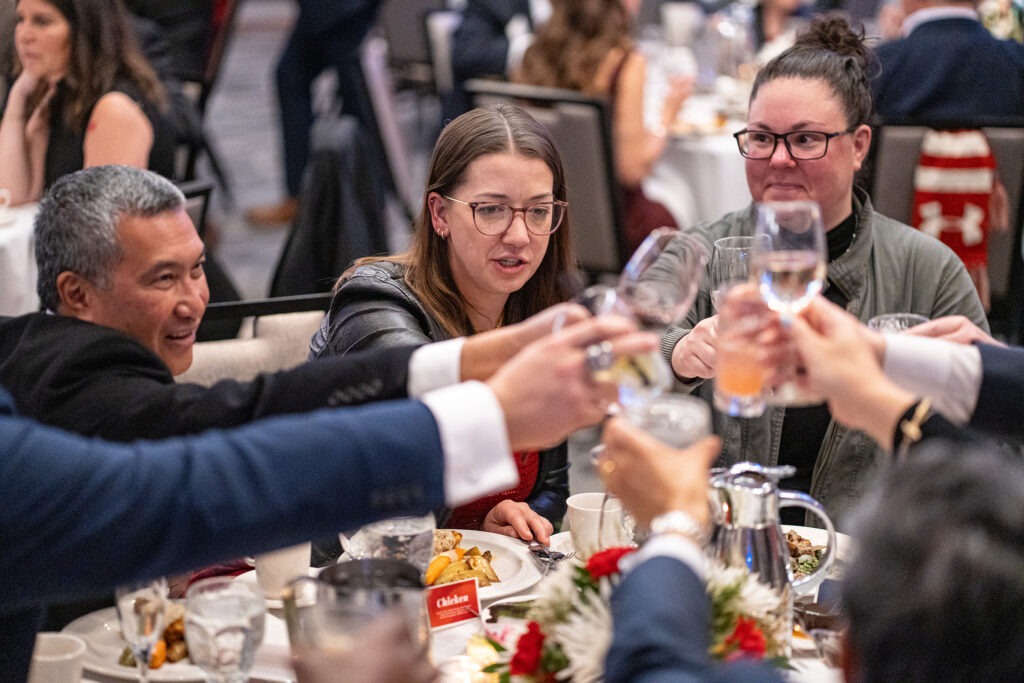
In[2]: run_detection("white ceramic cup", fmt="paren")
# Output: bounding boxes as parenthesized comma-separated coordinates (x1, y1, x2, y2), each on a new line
(27, 632, 86, 683)
(567, 492, 629, 560)
(255, 541, 311, 599)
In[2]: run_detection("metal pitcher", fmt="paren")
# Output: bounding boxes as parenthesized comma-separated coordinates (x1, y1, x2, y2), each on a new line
(709, 462, 837, 594)
(709, 463, 837, 655)
(282, 559, 429, 655)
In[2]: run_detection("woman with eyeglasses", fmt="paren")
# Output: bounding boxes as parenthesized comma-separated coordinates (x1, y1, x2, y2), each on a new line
(656, 14, 987, 529)
(309, 104, 578, 544)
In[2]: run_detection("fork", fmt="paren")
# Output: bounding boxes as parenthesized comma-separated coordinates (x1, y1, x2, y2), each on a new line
(525, 541, 575, 573)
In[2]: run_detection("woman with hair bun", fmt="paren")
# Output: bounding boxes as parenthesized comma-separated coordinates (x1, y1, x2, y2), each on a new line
(659, 14, 986, 527)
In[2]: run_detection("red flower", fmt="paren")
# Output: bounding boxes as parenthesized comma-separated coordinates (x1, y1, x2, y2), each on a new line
(509, 621, 546, 675)
(585, 546, 637, 580)
(723, 616, 767, 659)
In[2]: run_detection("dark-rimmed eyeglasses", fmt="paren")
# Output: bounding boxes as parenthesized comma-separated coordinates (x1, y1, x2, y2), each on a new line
(733, 126, 859, 160)
(442, 195, 567, 236)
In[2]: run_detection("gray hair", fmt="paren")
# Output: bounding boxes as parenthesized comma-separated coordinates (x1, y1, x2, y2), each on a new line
(35, 165, 185, 311)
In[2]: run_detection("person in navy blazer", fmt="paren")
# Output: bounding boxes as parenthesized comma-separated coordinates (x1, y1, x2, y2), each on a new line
(872, 0, 1024, 120)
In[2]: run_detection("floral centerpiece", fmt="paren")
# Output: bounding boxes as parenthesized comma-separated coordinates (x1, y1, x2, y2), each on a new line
(483, 546, 788, 682)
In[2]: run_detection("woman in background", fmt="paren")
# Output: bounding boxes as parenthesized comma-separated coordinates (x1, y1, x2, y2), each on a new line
(518, 0, 692, 251)
(0, 0, 175, 205)
(310, 104, 576, 543)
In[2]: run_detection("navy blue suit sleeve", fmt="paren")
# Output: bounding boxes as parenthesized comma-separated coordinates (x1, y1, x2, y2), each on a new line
(0, 395, 445, 610)
(971, 342, 1024, 441)
(606, 556, 783, 683)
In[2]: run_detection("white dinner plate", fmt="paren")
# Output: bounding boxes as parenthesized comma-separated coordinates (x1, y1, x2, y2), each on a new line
(62, 607, 205, 682)
(782, 524, 854, 580)
(448, 529, 543, 603)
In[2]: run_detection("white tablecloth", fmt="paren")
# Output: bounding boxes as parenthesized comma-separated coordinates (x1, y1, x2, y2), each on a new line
(0, 203, 40, 316)
(647, 129, 751, 228)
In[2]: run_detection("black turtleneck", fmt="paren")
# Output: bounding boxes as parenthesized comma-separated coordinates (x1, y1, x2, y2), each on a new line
(779, 211, 855, 521)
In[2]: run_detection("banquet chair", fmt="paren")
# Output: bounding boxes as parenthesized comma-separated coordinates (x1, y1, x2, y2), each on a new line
(464, 79, 629, 278)
(868, 119, 1024, 343)
(377, 0, 446, 99)
(177, 293, 332, 386)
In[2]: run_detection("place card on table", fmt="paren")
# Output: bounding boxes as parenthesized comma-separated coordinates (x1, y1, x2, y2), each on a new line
(425, 578, 481, 630)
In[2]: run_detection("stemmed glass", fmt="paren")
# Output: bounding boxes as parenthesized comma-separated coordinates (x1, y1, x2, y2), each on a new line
(750, 200, 827, 406)
(185, 576, 267, 683)
(710, 235, 766, 310)
(115, 577, 168, 683)
(584, 228, 709, 552)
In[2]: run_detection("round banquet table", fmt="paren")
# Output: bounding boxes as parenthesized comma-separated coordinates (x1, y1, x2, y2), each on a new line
(646, 127, 752, 229)
(0, 203, 40, 316)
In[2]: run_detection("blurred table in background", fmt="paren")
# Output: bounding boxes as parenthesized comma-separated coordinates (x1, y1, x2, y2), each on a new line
(0, 203, 40, 316)
(646, 93, 751, 227)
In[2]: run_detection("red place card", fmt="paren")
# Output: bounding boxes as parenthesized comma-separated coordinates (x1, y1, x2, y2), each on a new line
(425, 578, 481, 629)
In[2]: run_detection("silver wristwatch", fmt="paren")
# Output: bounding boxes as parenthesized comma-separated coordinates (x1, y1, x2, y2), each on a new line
(649, 510, 707, 545)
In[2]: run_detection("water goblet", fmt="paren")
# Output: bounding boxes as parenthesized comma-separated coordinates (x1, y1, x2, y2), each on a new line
(866, 312, 929, 332)
(344, 512, 436, 575)
(710, 235, 766, 310)
(115, 577, 168, 683)
(751, 200, 827, 406)
(185, 576, 266, 683)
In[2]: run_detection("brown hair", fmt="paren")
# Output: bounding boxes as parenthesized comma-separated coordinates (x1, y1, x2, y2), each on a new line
(341, 105, 577, 337)
(751, 13, 875, 127)
(15, 0, 167, 133)
(518, 0, 633, 93)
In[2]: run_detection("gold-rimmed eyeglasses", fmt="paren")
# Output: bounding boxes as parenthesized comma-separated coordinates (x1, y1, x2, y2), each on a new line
(442, 195, 567, 236)
(733, 126, 859, 160)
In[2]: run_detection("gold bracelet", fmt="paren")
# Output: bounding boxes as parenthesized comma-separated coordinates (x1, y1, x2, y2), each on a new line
(896, 397, 932, 459)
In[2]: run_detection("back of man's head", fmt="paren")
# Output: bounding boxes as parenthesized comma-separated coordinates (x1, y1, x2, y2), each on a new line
(843, 441, 1024, 681)
(34, 165, 185, 312)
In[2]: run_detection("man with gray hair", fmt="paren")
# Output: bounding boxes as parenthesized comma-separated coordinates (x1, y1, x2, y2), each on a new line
(0, 165, 629, 456)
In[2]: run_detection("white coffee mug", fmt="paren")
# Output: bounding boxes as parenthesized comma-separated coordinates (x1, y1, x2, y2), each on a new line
(27, 632, 86, 683)
(255, 541, 312, 599)
(567, 492, 629, 560)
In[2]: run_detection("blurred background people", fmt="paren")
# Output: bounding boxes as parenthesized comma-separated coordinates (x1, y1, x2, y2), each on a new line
(244, 0, 385, 227)
(517, 0, 692, 252)
(310, 105, 577, 544)
(659, 14, 985, 528)
(872, 0, 1024, 119)
(0, 0, 176, 205)
(448, 0, 550, 120)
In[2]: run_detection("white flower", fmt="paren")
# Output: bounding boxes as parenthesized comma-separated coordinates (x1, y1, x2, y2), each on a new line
(547, 578, 613, 683)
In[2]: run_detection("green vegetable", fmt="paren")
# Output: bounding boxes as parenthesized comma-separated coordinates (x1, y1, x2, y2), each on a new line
(118, 646, 137, 668)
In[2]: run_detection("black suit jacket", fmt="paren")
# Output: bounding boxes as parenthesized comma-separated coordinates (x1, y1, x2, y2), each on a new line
(0, 313, 417, 441)
(606, 556, 784, 683)
(452, 0, 533, 81)
(873, 18, 1024, 120)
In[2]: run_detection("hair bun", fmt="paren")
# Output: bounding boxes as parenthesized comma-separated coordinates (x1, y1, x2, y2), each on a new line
(794, 13, 870, 68)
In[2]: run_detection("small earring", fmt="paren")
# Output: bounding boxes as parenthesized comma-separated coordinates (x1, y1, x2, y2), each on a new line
(437, 230, 447, 239)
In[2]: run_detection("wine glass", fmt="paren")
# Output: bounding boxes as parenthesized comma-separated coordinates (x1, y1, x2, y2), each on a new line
(751, 201, 827, 406)
(185, 576, 266, 683)
(115, 577, 168, 683)
(613, 227, 709, 407)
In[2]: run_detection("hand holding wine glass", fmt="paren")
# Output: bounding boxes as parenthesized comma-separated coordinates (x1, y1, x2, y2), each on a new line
(115, 577, 168, 683)
(751, 201, 827, 406)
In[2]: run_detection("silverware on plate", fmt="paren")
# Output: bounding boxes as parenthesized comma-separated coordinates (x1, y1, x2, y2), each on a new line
(524, 541, 575, 574)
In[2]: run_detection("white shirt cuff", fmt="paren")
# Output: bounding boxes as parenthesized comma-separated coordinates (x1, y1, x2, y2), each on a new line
(408, 338, 465, 397)
(420, 380, 519, 507)
(620, 533, 706, 580)
(883, 334, 982, 426)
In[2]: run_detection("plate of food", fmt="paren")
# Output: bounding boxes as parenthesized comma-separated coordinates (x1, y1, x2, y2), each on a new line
(62, 605, 203, 681)
(782, 525, 854, 582)
(426, 529, 543, 603)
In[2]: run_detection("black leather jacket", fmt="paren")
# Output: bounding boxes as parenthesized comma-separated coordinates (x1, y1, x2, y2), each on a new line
(309, 261, 570, 527)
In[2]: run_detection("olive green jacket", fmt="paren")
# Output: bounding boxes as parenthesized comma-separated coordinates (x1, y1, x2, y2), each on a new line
(661, 189, 987, 529)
